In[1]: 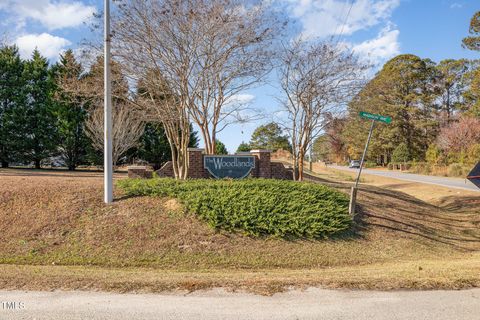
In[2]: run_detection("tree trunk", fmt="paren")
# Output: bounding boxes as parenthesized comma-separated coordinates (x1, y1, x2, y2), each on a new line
(68, 164, 76, 171)
(298, 154, 304, 181)
(292, 156, 297, 181)
(1, 161, 8, 168)
(35, 159, 41, 169)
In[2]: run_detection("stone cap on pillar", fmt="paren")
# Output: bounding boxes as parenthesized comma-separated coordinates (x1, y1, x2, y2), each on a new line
(187, 148, 205, 152)
(249, 149, 272, 153)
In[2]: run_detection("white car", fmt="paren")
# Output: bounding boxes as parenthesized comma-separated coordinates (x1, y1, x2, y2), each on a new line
(349, 160, 361, 168)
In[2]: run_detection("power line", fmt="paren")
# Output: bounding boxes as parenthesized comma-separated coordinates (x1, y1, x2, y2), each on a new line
(336, 0, 355, 44)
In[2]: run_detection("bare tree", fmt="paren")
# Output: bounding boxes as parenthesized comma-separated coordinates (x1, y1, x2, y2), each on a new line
(112, 0, 285, 155)
(85, 101, 145, 166)
(135, 72, 191, 179)
(279, 40, 366, 181)
(57, 54, 145, 167)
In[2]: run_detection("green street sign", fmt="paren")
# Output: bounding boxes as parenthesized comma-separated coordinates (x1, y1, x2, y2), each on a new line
(359, 111, 392, 124)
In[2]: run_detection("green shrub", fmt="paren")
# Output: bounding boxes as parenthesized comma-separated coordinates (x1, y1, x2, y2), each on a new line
(118, 178, 351, 239)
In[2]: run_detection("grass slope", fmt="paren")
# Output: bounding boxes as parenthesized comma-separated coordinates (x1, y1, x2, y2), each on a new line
(0, 169, 479, 292)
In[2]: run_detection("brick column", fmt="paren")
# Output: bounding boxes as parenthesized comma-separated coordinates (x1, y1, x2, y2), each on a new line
(250, 149, 272, 178)
(187, 148, 207, 178)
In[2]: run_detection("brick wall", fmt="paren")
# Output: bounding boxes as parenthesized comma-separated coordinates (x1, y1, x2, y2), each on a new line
(156, 161, 174, 177)
(250, 150, 272, 178)
(271, 162, 290, 179)
(151, 148, 290, 180)
(187, 148, 209, 178)
(127, 166, 153, 179)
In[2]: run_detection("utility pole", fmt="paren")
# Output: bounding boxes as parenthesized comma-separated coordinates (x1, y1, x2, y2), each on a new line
(104, 0, 113, 204)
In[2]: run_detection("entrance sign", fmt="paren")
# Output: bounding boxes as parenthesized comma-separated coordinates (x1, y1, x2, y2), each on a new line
(359, 111, 392, 124)
(467, 162, 480, 189)
(204, 155, 255, 179)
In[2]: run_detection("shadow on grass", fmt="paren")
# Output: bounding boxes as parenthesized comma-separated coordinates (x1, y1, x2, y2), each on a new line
(304, 171, 480, 251)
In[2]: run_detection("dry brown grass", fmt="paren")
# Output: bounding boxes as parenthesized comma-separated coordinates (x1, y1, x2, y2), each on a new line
(0, 168, 479, 293)
(1, 257, 479, 295)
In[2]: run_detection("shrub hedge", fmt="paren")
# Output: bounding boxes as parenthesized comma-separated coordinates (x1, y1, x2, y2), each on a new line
(118, 178, 351, 239)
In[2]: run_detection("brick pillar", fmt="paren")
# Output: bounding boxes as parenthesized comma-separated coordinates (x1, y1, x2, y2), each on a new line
(187, 148, 207, 178)
(250, 149, 272, 178)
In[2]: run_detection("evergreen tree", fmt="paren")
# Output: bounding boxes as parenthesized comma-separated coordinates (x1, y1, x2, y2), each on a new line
(249, 122, 291, 151)
(136, 123, 199, 170)
(236, 141, 251, 152)
(215, 140, 228, 155)
(342, 54, 438, 163)
(0, 45, 24, 167)
(435, 59, 475, 123)
(392, 143, 411, 163)
(18, 49, 58, 168)
(51, 50, 90, 170)
(462, 11, 480, 51)
(462, 12, 480, 117)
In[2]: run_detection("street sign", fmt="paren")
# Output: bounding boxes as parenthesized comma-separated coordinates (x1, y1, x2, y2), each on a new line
(467, 162, 480, 189)
(204, 155, 255, 179)
(350, 110, 392, 215)
(359, 111, 392, 124)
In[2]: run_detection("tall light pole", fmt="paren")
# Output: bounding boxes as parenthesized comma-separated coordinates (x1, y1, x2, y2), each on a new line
(104, 0, 113, 203)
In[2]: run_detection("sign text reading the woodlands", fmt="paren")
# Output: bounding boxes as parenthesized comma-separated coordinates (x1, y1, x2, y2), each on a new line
(204, 156, 255, 179)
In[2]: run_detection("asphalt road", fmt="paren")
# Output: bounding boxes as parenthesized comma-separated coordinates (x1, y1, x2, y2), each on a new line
(1, 288, 479, 320)
(330, 165, 479, 192)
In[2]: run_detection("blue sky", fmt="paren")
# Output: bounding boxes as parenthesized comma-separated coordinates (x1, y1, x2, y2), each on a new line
(1, 0, 479, 152)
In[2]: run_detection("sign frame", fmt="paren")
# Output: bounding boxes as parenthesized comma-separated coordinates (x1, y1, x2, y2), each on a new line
(467, 162, 480, 189)
(204, 155, 256, 179)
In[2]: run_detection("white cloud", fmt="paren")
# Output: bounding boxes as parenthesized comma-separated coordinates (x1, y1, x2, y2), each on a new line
(15, 33, 71, 60)
(352, 25, 400, 65)
(1, 0, 96, 30)
(287, 0, 400, 39)
(450, 2, 463, 9)
(226, 94, 256, 105)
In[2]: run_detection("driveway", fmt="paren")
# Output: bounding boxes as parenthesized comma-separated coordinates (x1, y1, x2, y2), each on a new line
(330, 165, 479, 192)
(1, 288, 479, 320)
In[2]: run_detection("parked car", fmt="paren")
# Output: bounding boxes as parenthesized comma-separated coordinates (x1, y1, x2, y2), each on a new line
(349, 160, 361, 168)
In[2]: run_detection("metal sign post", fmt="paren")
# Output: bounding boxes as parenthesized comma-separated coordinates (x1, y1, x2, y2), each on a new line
(349, 112, 391, 215)
(104, 0, 113, 204)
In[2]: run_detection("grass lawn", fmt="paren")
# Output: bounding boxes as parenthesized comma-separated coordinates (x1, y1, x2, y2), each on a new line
(0, 168, 479, 294)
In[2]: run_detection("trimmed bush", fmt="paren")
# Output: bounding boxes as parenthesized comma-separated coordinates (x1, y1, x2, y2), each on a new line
(118, 178, 351, 239)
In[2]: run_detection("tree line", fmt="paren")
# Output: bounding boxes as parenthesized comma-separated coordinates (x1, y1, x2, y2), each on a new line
(2, 1, 478, 181)
(314, 11, 480, 173)
(0, 47, 199, 170)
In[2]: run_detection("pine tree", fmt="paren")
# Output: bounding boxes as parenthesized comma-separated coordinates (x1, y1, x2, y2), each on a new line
(136, 123, 199, 170)
(249, 122, 291, 152)
(236, 141, 251, 152)
(18, 49, 58, 168)
(51, 50, 90, 170)
(342, 54, 438, 163)
(0, 45, 25, 167)
(462, 11, 480, 51)
(215, 140, 228, 155)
